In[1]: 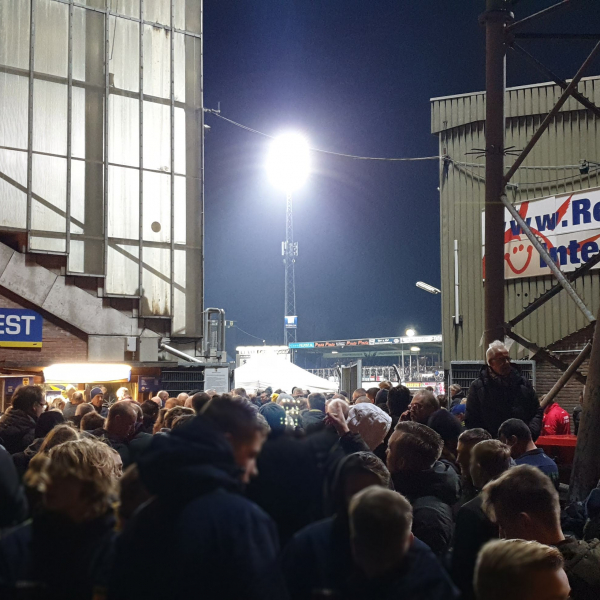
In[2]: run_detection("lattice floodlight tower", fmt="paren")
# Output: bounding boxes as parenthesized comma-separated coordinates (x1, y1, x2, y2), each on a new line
(267, 133, 310, 345)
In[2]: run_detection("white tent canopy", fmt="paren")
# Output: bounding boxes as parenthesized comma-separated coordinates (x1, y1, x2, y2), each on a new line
(234, 354, 338, 394)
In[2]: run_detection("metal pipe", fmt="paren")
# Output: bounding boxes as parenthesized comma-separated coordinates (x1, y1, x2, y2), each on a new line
(169, 0, 175, 319)
(103, 5, 110, 275)
(508, 0, 571, 32)
(454, 240, 460, 325)
(160, 343, 203, 364)
(26, 0, 36, 248)
(66, 0, 73, 257)
(500, 194, 596, 322)
(541, 342, 592, 409)
(481, 1, 512, 347)
(510, 43, 600, 119)
(139, 0, 144, 297)
(504, 39, 600, 183)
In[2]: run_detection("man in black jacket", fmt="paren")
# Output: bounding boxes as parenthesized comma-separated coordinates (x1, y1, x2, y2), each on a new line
(387, 421, 461, 556)
(0, 386, 46, 454)
(466, 340, 541, 439)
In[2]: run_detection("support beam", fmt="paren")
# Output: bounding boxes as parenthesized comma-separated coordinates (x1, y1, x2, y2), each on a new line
(540, 342, 592, 409)
(505, 330, 587, 385)
(570, 311, 600, 502)
(481, 1, 513, 347)
(511, 43, 600, 119)
(514, 33, 600, 40)
(507, 250, 600, 328)
(508, 0, 572, 32)
(501, 194, 596, 323)
(504, 39, 600, 183)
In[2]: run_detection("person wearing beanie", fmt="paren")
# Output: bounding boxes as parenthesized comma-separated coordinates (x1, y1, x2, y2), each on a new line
(89, 387, 108, 418)
(259, 403, 287, 437)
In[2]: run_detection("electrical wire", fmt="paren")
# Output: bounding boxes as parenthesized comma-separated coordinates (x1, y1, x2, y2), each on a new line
(206, 109, 600, 175)
(449, 158, 600, 187)
(233, 325, 266, 344)
(206, 111, 439, 162)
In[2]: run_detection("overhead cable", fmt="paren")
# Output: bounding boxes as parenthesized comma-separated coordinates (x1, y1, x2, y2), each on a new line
(205, 110, 439, 162)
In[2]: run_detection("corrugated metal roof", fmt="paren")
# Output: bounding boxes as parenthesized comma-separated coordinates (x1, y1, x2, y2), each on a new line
(431, 76, 600, 134)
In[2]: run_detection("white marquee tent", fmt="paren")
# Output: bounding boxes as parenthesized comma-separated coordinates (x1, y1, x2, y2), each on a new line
(234, 354, 338, 393)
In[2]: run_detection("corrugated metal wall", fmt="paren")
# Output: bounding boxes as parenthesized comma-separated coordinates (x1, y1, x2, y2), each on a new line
(0, 0, 203, 337)
(431, 77, 600, 368)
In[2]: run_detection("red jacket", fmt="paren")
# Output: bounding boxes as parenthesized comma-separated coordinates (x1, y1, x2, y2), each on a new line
(541, 403, 571, 436)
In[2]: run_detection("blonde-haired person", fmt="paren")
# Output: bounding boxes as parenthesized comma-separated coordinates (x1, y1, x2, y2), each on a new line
(50, 396, 66, 412)
(474, 539, 570, 600)
(116, 386, 132, 402)
(0, 437, 120, 599)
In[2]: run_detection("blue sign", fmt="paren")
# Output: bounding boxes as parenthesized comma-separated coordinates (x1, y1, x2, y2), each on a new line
(4, 377, 29, 394)
(139, 376, 160, 393)
(0, 309, 43, 348)
(289, 342, 315, 349)
(285, 316, 298, 329)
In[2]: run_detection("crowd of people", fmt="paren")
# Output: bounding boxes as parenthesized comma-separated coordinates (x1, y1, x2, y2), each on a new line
(0, 339, 599, 599)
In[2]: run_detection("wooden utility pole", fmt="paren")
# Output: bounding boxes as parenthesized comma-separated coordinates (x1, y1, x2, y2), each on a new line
(481, 0, 513, 348)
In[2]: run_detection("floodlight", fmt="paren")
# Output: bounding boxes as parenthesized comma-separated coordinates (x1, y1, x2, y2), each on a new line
(416, 281, 441, 295)
(266, 133, 310, 192)
(405, 328, 416, 337)
(410, 346, 420, 352)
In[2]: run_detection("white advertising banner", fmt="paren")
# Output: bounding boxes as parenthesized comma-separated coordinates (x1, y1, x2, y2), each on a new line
(482, 188, 600, 280)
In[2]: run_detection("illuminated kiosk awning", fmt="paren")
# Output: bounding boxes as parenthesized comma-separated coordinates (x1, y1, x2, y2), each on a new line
(43, 364, 131, 384)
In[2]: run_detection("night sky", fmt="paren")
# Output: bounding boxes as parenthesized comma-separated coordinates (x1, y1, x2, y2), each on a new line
(203, 0, 600, 348)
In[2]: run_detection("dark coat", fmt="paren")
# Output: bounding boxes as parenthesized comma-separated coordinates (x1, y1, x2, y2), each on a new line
(556, 537, 600, 600)
(466, 365, 541, 439)
(283, 517, 458, 600)
(0, 511, 116, 600)
(246, 431, 323, 546)
(392, 461, 461, 556)
(11, 438, 44, 478)
(451, 495, 498, 600)
(450, 390, 466, 408)
(109, 416, 288, 600)
(0, 445, 27, 530)
(300, 409, 326, 434)
(0, 410, 36, 455)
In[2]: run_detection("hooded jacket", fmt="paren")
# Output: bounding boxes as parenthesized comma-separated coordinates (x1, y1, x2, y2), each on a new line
(466, 365, 541, 439)
(109, 416, 287, 600)
(392, 461, 461, 556)
(283, 454, 458, 600)
(0, 410, 37, 455)
(0, 445, 27, 530)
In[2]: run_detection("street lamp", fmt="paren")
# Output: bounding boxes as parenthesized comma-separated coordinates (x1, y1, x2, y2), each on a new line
(416, 281, 441, 294)
(266, 133, 310, 345)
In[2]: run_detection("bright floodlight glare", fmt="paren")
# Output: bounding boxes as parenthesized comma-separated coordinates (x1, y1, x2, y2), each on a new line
(266, 133, 310, 192)
(416, 281, 441, 295)
(405, 328, 416, 337)
(410, 346, 420, 352)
